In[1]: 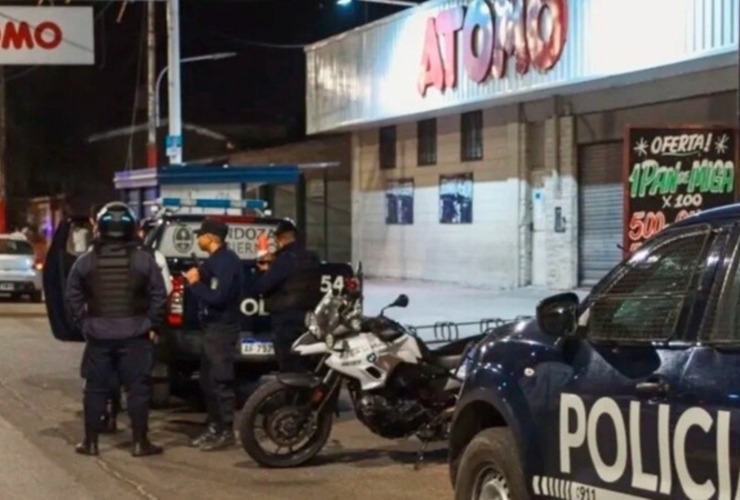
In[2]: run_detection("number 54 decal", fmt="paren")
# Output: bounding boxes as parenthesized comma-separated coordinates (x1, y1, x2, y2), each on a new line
(320, 275, 345, 295)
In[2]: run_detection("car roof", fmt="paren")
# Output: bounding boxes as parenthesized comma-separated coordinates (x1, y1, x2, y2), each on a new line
(157, 213, 284, 225)
(671, 202, 740, 228)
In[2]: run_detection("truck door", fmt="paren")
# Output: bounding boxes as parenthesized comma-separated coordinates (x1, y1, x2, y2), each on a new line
(43, 216, 92, 341)
(671, 223, 740, 500)
(544, 224, 721, 498)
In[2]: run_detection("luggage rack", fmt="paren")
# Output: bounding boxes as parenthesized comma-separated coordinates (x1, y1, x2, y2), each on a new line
(405, 316, 533, 346)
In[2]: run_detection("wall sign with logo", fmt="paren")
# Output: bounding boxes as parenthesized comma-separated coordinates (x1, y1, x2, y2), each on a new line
(418, 0, 568, 96)
(439, 173, 474, 224)
(385, 178, 414, 225)
(0, 7, 94, 65)
(624, 126, 736, 252)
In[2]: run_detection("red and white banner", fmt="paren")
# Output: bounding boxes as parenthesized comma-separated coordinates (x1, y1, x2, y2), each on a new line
(0, 7, 94, 65)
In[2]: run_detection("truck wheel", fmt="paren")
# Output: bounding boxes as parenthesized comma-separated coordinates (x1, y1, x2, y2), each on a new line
(454, 428, 529, 500)
(150, 362, 171, 409)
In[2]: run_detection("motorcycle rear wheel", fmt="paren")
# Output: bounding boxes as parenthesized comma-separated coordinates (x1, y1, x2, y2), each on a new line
(238, 379, 334, 468)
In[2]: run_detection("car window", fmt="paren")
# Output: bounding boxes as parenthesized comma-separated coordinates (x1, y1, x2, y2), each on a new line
(706, 229, 740, 344)
(585, 226, 711, 343)
(0, 238, 34, 255)
(156, 220, 277, 260)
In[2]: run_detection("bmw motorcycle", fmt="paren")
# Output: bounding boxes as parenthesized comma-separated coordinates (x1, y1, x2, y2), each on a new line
(237, 290, 484, 468)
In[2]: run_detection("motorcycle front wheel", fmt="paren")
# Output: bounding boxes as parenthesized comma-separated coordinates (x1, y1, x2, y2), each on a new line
(237, 379, 334, 468)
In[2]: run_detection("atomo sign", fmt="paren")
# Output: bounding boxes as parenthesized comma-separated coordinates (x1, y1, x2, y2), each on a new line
(0, 7, 94, 65)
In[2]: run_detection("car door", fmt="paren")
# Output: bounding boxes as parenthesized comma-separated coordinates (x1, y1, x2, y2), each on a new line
(538, 223, 723, 499)
(670, 223, 740, 500)
(43, 216, 92, 341)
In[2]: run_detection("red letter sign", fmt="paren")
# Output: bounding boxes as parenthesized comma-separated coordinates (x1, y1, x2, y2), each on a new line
(418, 17, 445, 96)
(527, 0, 567, 71)
(436, 7, 464, 89)
(1, 22, 34, 49)
(491, 0, 530, 78)
(34, 22, 63, 50)
(462, 0, 494, 83)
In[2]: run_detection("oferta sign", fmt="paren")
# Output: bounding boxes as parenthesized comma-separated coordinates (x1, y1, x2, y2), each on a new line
(624, 126, 736, 252)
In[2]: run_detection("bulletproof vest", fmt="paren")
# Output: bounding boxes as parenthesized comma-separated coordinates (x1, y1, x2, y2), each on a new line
(86, 243, 149, 318)
(266, 249, 322, 313)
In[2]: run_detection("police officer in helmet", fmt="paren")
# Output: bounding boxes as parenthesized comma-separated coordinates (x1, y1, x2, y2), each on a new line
(65, 202, 168, 457)
(254, 218, 322, 373)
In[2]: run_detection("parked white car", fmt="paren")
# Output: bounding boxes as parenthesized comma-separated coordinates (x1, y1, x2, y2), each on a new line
(0, 235, 43, 302)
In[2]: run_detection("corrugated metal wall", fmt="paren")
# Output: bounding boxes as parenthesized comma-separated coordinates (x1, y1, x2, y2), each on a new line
(578, 142, 624, 286)
(305, 0, 739, 134)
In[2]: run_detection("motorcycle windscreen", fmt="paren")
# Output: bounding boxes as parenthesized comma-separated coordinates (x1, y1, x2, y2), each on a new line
(43, 216, 92, 342)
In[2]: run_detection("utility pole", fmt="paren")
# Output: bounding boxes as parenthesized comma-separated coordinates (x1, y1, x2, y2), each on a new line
(166, 0, 183, 165)
(146, 0, 157, 168)
(0, 67, 6, 233)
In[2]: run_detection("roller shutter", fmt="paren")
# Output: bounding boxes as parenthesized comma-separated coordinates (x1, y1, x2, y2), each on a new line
(578, 142, 624, 286)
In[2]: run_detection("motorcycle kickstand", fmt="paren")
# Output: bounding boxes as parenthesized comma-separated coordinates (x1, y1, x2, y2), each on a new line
(413, 440, 429, 471)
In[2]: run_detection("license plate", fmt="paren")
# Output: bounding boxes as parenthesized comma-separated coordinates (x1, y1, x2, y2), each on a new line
(240, 340, 274, 356)
(0, 283, 14, 291)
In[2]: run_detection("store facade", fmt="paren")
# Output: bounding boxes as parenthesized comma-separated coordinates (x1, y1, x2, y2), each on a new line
(305, 0, 739, 289)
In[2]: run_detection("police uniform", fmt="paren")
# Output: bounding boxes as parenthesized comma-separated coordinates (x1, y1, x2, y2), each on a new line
(65, 202, 168, 457)
(187, 219, 242, 450)
(254, 220, 322, 373)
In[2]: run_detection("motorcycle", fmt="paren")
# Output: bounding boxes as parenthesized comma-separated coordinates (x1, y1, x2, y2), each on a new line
(237, 289, 484, 468)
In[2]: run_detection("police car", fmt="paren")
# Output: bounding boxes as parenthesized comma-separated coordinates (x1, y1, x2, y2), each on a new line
(44, 197, 356, 406)
(449, 204, 740, 500)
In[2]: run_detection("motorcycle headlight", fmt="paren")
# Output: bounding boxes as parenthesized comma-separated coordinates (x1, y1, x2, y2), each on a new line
(305, 312, 319, 335)
(325, 333, 335, 349)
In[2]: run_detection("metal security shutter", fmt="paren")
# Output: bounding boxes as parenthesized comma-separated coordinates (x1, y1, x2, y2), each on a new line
(578, 142, 624, 287)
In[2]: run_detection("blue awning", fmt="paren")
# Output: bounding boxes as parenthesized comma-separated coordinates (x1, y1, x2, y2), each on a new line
(113, 164, 304, 190)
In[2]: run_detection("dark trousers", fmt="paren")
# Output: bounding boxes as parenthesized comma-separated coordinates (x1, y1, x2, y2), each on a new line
(81, 337, 153, 438)
(272, 312, 310, 373)
(200, 322, 238, 430)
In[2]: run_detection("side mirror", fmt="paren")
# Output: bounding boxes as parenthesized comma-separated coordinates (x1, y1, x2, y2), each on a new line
(390, 294, 409, 308)
(536, 292, 579, 338)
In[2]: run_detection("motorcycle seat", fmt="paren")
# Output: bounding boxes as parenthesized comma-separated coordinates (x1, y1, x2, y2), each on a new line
(427, 354, 462, 371)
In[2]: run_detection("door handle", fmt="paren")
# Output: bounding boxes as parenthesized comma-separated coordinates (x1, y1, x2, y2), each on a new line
(635, 378, 669, 398)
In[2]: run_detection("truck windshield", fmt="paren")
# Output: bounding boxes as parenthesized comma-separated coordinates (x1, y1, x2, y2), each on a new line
(156, 220, 278, 260)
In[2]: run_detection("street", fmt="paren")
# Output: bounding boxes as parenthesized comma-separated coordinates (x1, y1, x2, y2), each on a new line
(0, 303, 451, 500)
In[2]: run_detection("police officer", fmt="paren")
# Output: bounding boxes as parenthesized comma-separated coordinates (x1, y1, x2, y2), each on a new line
(254, 219, 322, 373)
(65, 202, 168, 457)
(183, 218, 242, 451)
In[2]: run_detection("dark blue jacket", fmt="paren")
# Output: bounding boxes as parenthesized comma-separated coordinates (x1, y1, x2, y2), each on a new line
(254, 241, 321, 318)
(65, 244, 168, 341)
(189, 244, 242, 326)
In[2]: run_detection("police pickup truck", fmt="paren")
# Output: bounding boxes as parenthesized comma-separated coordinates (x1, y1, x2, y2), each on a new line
(449, 204, 740, 500)
(44, 206, 356, 406)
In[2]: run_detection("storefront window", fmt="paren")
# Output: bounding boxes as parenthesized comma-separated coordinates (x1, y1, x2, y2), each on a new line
(417, 119, 437, 166)
(461, 110, 483, 161)
(379, 125, 397, 170)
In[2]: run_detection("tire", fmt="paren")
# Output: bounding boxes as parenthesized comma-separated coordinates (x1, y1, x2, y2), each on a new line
(237, 379, 333, 468)
(150, 362, 171, 408)
(30, 291, 42, 303)
(454, 428, 529, 500)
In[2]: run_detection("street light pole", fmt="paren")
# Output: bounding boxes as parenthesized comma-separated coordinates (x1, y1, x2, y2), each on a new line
(146, 0, 157, 168)
(154, 52, 237, 127)
(166, 0, 183, 165)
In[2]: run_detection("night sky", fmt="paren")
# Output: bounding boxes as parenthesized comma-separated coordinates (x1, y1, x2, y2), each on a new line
(4, 0, 402, 209)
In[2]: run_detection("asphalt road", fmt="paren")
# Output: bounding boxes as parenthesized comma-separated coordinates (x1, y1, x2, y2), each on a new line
(0, 304, 452, 500)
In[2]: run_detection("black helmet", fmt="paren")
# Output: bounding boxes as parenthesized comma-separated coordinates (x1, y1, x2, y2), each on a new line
(275, 218, 298, 238)
(96, 202, 138, 241)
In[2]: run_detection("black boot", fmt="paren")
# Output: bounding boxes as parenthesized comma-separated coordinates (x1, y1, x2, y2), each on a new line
(199, 427, 235, 452)
(99, 412, 118, 434)
(75, 431, 99, 456)
(190, 423, 218, 447)
(131, 434, 163, 457)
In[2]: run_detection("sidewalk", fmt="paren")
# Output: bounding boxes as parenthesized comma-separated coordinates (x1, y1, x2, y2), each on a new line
(361, 279, 589, 342)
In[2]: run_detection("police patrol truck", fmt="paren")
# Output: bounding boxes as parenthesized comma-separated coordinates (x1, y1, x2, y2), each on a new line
(449, 204, 740, 500)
